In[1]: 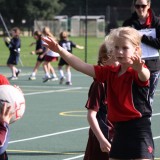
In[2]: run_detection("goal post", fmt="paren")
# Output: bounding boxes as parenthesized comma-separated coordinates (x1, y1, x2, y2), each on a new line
(70, 15, 105, 37)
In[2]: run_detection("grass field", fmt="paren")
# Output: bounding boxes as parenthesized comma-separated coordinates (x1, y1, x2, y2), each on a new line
(0, 36, 104, 67)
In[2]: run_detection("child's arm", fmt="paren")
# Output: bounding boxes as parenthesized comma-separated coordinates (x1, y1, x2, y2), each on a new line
(29, 42, 36, 47)
(76, 44, 84, 50)
(130, 55, 150, 81)
(31, 48, 43, 55)
(87, 110, 111, 152)
(42, 36, 95, 78)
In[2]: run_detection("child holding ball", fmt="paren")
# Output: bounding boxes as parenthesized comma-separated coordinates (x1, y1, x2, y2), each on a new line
(0, 74, 13, 160)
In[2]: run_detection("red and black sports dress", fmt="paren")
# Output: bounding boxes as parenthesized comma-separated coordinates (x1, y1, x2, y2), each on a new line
(94, 65, 154, 159)
(83, 80, 114, 160)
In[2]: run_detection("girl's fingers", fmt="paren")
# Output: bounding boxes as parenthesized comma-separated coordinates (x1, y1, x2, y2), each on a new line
(5, 106, 11, 116)
(1, 102, 6, 115)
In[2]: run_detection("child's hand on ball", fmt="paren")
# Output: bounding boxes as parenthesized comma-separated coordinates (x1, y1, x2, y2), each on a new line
(0, 103, 14, 124)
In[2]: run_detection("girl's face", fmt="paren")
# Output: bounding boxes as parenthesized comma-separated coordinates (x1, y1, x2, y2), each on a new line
(113, 38, 138, 65)
(11, 30, 16, 37)
(134, 0, 150, 19)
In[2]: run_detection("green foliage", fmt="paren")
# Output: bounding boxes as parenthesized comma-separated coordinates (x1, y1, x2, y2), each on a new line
(0, 0, 65, 26)
(26, 0, 65, 20)
(0, 36, 104, 67)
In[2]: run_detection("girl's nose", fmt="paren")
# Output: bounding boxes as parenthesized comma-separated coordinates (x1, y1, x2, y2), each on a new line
(119, 49, 123, 54)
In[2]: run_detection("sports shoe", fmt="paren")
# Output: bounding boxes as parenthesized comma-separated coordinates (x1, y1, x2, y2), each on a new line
(50, 77, 58, 81)
(29, 76, 36, 80)
(59, 77, 65, 84)
(43, 77, 50, 83)
(9, 76, 18, 80)
(16, 69, 21, 77)
(65, 81, 72, 86)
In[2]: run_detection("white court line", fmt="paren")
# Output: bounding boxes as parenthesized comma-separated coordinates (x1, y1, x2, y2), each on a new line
(152, 113, 160, 116)
(152, 113, 160, 140)
(62, 154, 84, 160)
(9, 127, 89, 144)
(21, 85, 89, 89)
(153, 136, 160, 140)
(24, 87, 83, 96)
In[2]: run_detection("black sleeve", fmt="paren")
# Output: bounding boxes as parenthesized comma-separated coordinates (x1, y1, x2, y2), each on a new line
(141, 16, 160, 49)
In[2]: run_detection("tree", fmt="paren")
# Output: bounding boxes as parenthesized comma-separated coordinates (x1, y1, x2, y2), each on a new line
(0, 0, 65, 27)
(26, 0, 65, 20)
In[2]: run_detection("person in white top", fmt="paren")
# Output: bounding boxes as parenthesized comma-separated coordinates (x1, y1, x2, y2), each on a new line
(41, 27, 59, 82)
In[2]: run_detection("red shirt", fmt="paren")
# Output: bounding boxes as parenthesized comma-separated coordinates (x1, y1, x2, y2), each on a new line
(0, 75, 10, 85)
(94, 65, 151, 122)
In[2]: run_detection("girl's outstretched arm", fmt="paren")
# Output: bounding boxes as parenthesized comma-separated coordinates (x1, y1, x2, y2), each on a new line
(42, 36, 95, 78)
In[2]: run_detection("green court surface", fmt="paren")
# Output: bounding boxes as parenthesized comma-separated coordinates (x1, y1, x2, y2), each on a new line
(0, 66, 160, 160)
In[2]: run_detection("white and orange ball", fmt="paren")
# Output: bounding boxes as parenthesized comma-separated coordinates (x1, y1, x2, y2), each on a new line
(0, 85, 25, 124)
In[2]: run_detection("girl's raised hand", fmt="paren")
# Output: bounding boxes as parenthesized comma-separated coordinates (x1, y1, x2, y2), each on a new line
(42, 36, 60, 53)
(130, 55, 145, 72)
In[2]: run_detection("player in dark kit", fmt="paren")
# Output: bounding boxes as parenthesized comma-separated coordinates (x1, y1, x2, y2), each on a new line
(28, 31, 46, 80)
(58, 31, 84, 85)
(83, 42, 118, 160)
(5, 27, 21, 80)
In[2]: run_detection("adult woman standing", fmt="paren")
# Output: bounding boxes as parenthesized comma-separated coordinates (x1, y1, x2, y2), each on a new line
(123, 0, 160, 106)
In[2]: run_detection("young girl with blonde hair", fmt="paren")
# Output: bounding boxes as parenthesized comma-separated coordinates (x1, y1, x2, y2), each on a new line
(42, 26, 154, 160)
(41, 27, 59, 82)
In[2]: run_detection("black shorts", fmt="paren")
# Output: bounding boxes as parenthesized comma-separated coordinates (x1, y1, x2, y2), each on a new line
(109, 117, 154, 159)
(58, 57, 69, 66)
(7, 53, 19, 65)
(37, 55, 45, 62)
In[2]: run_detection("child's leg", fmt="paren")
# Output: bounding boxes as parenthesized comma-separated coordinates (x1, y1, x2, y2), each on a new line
(65, 65, 72, 85)
(43, 61, 51, 78)
(8, 64, 16, 77)
(58, 65, 64, 78)
(58, 65, 66, 84)
(48, 63, 57, 78)
(7, 64, 18, 80)
(32, 61, 42, 76)
(29, 61, 42, 80)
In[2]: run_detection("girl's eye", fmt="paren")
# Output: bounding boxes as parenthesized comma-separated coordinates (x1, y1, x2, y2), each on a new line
(115, 46, 119, 50)
(123, 46, 129, 50)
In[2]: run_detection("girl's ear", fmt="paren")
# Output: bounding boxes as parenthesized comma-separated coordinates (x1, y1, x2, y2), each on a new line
(135, 46, 142, 56)
(135, 46, 139, 54)
(147, 1, 151, 8)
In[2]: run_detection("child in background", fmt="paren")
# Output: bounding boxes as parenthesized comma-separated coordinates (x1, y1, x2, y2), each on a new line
(58, 31, 84, 85)
(5, 27, 21, 80)
(84, 42, 118, 160)
(41, 27, 59, 83)
(29, 31, 46, 80)
(42, 26, 154, 159)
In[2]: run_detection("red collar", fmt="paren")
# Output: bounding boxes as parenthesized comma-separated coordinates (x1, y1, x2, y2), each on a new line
(143, 9, 152, 27)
